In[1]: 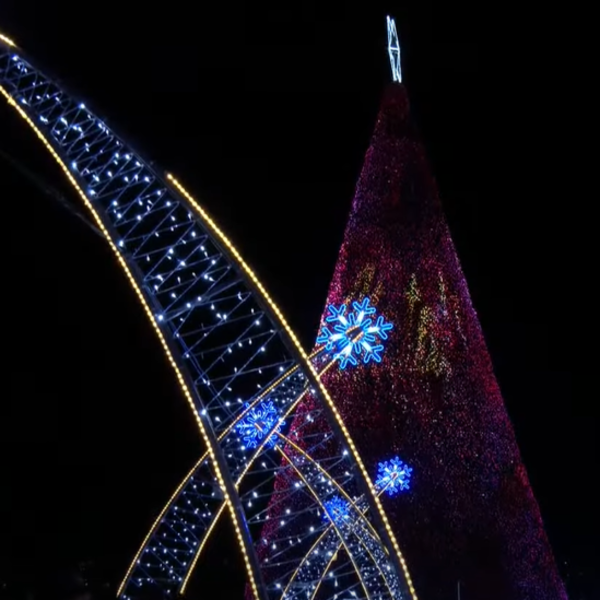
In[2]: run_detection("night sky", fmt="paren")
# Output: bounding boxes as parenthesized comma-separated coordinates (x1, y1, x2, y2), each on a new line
(1, 2, 594, 597)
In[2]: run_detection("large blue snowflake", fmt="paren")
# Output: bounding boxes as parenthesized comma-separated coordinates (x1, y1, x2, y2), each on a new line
(316, 297, 393, 369)
(374, 457, 412, 496)
(234, 400, 282, 449)
(322, 495, 351, 525)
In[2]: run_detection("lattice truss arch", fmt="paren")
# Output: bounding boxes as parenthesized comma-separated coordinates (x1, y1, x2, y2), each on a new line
(119, 300, 408, 599)
(0, 33, 416, 600)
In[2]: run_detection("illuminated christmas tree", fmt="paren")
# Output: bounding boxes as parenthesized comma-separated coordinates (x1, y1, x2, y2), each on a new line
(257, 17, 567, 599)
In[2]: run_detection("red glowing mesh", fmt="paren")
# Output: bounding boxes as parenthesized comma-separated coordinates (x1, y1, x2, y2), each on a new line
(254, 83, 566, 599)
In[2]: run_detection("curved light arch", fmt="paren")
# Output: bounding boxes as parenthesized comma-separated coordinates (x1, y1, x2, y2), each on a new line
(120, 351, 324, 596)
(0, 32, 418, 600)
(0, 67, 267, 600)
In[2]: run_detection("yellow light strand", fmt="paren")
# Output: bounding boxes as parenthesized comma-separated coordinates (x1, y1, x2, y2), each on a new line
(0, 32, 17, 48)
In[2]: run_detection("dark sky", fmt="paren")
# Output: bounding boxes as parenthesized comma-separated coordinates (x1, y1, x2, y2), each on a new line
(0, 1, 593, 597)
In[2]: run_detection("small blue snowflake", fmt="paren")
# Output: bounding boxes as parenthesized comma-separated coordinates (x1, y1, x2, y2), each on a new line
(323, 495, 351, 525)
(234, 400, 282, 449)
(316, 297, 393, 369)
(375, 457, 412, 496)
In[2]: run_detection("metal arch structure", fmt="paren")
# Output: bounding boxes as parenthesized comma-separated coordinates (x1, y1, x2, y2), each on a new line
(0, 30, 417, 600)
(119, 302, 410, 599)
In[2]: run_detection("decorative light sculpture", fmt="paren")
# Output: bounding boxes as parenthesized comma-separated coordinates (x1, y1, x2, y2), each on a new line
(375, 457, 413, 496)
(234, 400, 282, 449)
(0, 37, 419, 600)
(316, 297, 393, 368)
(323, 495, 351, 525)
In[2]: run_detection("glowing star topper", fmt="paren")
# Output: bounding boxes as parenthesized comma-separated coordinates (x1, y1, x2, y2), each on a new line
(375, 457, 412, 496)
(387, 16, 402, 82)
(323, 495, 351, 525)
(234, 400, 282, 449)
(316, 297, 393, 369)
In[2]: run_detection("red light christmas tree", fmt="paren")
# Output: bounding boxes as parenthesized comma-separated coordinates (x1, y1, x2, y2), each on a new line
(256, 18, 567, 599)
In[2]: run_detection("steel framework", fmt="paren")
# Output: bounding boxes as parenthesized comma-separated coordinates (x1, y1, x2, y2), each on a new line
(0, 29, 417, 600)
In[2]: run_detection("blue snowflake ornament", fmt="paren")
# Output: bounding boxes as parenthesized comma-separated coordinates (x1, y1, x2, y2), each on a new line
(316, 297, 393, 369)
(375, 457, 412, 496)
(323, 495, 350, 525)
(234, 400, 282, 449)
